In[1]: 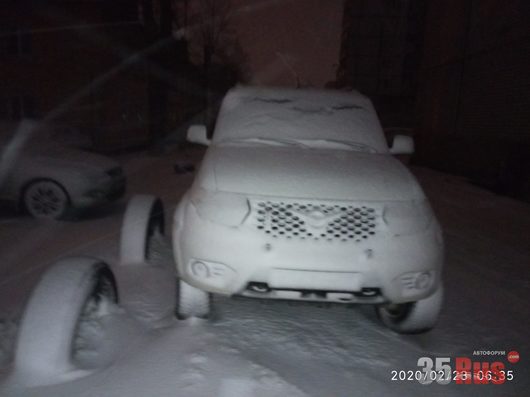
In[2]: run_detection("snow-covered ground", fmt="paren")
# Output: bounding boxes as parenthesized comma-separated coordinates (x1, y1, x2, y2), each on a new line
(0, 148, 528, 396)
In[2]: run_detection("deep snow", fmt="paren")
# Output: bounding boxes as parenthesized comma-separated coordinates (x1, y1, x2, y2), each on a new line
(0, 148, 529, 396)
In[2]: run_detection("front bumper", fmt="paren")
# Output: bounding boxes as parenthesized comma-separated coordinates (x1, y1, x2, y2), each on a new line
(173, 198, 444, 304)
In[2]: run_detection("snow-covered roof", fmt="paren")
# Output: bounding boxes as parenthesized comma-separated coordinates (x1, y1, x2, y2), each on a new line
(212, 86, 388, 152)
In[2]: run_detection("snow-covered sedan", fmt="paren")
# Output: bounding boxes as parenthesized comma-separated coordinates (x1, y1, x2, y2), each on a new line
(0, 125, 126, 219)
(173, 86, 444, 333)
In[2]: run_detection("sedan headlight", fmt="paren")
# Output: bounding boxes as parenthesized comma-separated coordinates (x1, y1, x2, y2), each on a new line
(382, 199, 434, 235)
(191, 188, 250, 227)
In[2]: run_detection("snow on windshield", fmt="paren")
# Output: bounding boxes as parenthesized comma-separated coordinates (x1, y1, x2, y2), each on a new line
(212, 86, 389, 153)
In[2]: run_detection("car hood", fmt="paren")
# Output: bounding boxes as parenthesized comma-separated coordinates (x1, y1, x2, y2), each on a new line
(201, 146, 425, 201)
(22, 146, 119, 173)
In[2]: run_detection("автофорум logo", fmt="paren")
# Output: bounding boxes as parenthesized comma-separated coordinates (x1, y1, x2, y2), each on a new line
(390, 350, 519, 385)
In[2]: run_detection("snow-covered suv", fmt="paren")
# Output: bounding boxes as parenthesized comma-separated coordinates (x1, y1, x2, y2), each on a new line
(173, 86, 444, 333)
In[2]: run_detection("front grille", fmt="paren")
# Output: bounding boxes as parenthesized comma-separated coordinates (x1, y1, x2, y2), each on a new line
(250, 200, 379, 242)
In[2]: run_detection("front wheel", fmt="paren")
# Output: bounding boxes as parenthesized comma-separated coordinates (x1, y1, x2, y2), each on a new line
(376, 285, 443, 334)
(176, 279, 211, 319)
(23, 179, 69, 219)
(13, 257, 118, 386)
(120, 195, 165, 265)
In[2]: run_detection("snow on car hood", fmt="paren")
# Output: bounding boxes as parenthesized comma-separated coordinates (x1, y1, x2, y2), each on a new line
(203, 146, 424, 201)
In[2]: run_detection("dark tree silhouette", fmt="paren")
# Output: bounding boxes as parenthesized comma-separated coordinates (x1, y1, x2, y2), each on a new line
(140, 0, 188, 147)
(186, 0, 248, 129)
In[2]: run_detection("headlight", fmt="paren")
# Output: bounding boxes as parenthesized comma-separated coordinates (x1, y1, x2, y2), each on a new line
(382, 199, 434, 235)
(191, 188, 250, 226)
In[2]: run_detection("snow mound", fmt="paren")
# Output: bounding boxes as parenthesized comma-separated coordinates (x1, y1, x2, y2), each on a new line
(115, 233, 177, 327)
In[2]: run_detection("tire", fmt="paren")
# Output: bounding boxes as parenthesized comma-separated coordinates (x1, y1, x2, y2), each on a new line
(376, 285, 443, 334)
(14, 257, 117, 386)
(176, 279, 211, 319)
(120, 195, 165, 265)
(23, 179, 70, 219)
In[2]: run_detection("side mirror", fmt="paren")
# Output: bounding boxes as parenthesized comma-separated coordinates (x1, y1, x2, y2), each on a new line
(187, 125, 211, 146)
(389, 135, 414, 155)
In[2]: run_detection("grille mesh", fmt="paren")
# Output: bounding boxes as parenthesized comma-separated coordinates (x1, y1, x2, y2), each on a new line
(251, 201, 378, 242)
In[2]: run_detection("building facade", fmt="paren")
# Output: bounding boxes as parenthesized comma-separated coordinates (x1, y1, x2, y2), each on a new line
(415, 0, 530, 199)
(0, 0, 151, 150)
(337, 0, 426, 126)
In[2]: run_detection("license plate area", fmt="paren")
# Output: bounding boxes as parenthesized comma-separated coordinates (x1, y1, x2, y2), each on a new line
(270, 269, 362, 291)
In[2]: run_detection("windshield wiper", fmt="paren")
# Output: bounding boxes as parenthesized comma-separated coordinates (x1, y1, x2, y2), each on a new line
(300, 139, 377, 153)
(222, 137, 309, 148)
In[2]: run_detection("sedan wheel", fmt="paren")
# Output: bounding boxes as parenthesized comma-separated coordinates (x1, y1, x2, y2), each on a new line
(23, 180, 69, 219)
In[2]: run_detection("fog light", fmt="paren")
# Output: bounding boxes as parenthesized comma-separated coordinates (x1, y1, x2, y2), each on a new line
(399, 271, 434, 296)
(191, 261, 210, 279)
(187, 260, 236, 289)
(414, 272, 431, 290)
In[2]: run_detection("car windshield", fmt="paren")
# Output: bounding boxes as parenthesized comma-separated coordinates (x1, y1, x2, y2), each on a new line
(212, 88, 389, 153)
